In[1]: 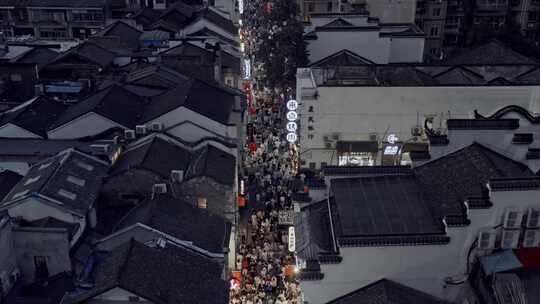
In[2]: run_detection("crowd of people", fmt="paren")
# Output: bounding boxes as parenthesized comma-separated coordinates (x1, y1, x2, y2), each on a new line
(231, 1, 308, 303)
(230, 86, 303, 304)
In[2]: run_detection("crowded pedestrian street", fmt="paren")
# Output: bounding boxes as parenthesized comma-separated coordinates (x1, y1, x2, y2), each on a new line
(230, 1, 307, 303)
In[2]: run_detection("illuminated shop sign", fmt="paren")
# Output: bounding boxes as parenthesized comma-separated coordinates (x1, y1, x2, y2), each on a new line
(288, 226, 295, 252)
(286, 122, 297, 132)
(384, 134, 400, 155)
(286, 99, 298, 111)
(243, 58, 251, 79)
(286, 99, 298, 143)
(286, 111, 297, 121)
(286, 133, 298, 143)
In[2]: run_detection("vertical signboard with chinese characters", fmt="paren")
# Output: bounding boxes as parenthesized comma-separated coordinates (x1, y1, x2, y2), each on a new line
(286, 99, 298, 144)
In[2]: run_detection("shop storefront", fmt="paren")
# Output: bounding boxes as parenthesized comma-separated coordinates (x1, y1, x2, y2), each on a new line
(336, 141, 378, 166)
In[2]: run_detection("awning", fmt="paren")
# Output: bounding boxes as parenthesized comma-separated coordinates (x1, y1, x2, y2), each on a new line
(336, 141, 378, 153)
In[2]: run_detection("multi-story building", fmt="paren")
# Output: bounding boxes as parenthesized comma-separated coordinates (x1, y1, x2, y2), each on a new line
(416, 0, 540, 61)
(415, 0, 447, 58)
(0, 0, 110, 40)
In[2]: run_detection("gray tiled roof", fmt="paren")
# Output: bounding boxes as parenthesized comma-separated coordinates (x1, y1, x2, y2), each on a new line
(331, 174, 443, 237)
(97, 21, 142, 50)
(310, 49, 375, 67)
(443, 41, 537, 65)
(49, 84, 146, 130)
(117, 194, 231, 253)
(112, 136, 193, 178)
(294, 200, 335, 260)
(186, 144, 235, 185)
(0, 138, 119, 159)
(144, 79, 235, 125)
(48, 41, 116, 68)
(415, 143, 534, 219)
(15, 47, 58, 69)
(64, 240, 229, 304)
(326, 279, 450, 304)
(0, 96, 67, 138)
(1, 149, 109, 215)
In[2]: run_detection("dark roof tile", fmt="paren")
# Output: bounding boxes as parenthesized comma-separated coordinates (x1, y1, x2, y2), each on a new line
(117, 195, 231, 253)
(49, 84, 146, 130)
(65, 240, 228, 304)
(0, 96, 67, 137)
(112, 136, 192, 178)
(326, 279, 450, 304)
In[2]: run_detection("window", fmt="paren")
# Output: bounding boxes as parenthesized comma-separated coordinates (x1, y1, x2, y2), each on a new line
(309, 162, 316, 170)
(433, 8, 441, 17)
(71, 11, 104, 22)
(308, 117, 314, 122)
(10, 74, 21, 82)
(57, 189, 76, 200)
(308, 126, 314, 131)
(327, 1, 332, 12)
(321, 162, 327, 168)
(34, 256, 49, 280)
(75, 161, 94, 171)
(39, 29, 67, 40)
(308, 134, 314, 140)
(430, 48, 439, 55)
(308, 3, 315, 12)
(308, 106, 314, 112)
(197, 197, 207, 209)
(429, 27, 439, 37)
(24, 175, 41, 186)
(67, 175, 85, 187)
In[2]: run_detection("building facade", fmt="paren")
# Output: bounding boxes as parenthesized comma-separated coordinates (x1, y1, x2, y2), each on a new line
(296, 64, 540, 170)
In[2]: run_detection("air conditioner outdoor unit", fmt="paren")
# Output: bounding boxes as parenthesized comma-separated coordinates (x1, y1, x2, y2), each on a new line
(411, 126, 423, 136)
(150, 122, 163, 132)
(325, 142, 334, 149)
(152, 183, 167, 194)
(503, 208, 523, 229)
(170, 170, 184, 183)
(124, 129, 136, 139)
(526, 208, 540, 228)
(332, 133, 341, 141)
(501, 229, 520, 249)
(477, 229, 496, 250)
(135, 125, 147, 135)
(522, 229, 540, 248)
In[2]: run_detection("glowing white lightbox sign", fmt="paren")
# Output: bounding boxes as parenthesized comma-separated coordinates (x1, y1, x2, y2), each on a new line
(286, 122, 297, 132)
(286, 99, 298, 111)
(286, 133, 298, 143)
(286, 111, 298, 121)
